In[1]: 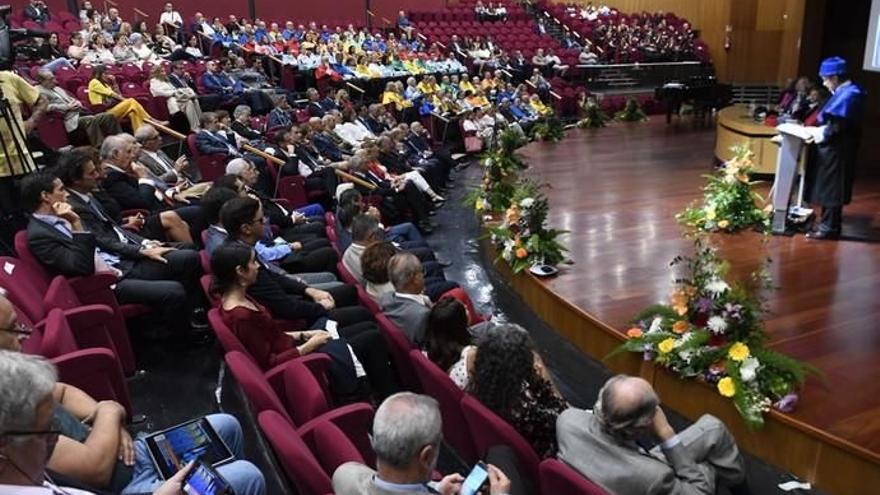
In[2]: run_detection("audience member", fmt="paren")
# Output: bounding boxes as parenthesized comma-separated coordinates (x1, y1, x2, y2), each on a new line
(35, 69, 121, 146)
(470, 323, 568, 458)
(557, 374, 747, 495)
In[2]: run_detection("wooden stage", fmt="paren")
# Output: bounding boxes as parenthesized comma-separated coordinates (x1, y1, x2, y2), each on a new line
(501, 119, 880, 494)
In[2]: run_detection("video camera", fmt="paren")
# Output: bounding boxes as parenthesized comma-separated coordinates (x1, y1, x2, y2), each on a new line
(0, 4, 51, 70)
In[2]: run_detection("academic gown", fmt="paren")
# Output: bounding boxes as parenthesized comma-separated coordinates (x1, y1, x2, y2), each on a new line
(804, 81, 867, 207)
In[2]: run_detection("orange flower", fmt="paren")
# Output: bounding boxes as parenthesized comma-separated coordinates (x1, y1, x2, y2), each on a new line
(670, 289, 689, 307)
(709, 360, 727, 374)
(672, 304, 688, 316)
(626, 327, 644, 338)
(515, 247, 528, 259)
(672, 320, 689, 334)
(505, 207, 520, 224)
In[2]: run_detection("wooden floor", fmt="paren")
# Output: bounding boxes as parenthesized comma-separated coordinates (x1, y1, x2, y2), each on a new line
(518, 119, 880, 459)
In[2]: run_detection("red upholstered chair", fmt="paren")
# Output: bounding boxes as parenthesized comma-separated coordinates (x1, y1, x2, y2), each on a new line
(276, 174, 309, 210)
(303, 419, 369, 476)
(460, 394, 541, 487)
(225, 351, 296, 423)
(76, 86, 108, 113)
(355, 285, 381, 316)
(336, 261, 358, 286)
(201, 274, 219, 307)
(257, 410, 335, 495)
(439, 288, 488, 326)
(374, 313, 421, 391)
(35, 111, 70, 148)
(31, 308, 133, 416)
(408, 349, 478, 464)
(187, 133, 227, 181)
(539, 459, 609, 494)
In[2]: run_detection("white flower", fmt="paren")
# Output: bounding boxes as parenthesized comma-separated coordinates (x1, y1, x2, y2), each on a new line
(502, 240, 515, 261)
(678, 349, 694, 362)
(705, 277, 730, 298)
(707, 316, 728, 335)
(519, 197, 535, 208)
(740, 356, 760, 382)
(647, 317, 662, 334)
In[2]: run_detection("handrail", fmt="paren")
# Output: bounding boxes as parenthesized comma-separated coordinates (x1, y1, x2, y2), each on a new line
(416, 33, 428, 41)
(574, 61, 703, 69)
(366, 10, 375, 18)
(151, 121, 186, 140)
(133, 8, 148, 18)
(335, 169, 376, 190)
(346, 82, 366, 94)
(242, 144, 284, 166)
(431, 112, 450, 123)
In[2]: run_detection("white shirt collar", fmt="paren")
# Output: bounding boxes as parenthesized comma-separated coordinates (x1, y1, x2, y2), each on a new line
(395, 292, 431, 306)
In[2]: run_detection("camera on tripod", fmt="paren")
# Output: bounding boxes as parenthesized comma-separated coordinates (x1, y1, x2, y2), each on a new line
(0, 4, 51, 70)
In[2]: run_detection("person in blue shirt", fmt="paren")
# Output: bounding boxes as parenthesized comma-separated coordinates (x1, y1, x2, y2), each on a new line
(804, 56, 867, 239)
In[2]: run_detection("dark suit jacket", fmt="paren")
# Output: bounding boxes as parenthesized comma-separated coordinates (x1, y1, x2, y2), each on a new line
(66, 192, 145, 260)
(313, 133, 344, 162)
(195, 130, 236, 155)
(138, 149, 180, 183)
(27, 216, 97, 278)
(101, 167, 161, 211)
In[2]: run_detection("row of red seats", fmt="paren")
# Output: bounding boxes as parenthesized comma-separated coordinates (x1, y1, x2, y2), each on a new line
(0, 231, 154, 419)
(201, 210, 607, 493)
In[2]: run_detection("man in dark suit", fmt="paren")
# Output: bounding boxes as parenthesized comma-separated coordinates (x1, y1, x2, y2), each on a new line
(134, 124, 202, 184)
(100, 134, 203, 242)
(168, 61, 221, 111)
(23, 0, 49, 24)
(20, 169, 207, 342)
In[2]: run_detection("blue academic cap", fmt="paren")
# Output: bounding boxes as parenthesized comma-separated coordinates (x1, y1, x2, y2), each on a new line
(819, 56, 847, 77)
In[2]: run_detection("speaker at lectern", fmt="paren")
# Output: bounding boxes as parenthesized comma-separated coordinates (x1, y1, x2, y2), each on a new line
(771, 123, 814, 234)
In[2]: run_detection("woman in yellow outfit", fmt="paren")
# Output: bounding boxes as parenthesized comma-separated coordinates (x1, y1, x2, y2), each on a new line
(381, 81, 412, 111)
(87, 64, 163, 132)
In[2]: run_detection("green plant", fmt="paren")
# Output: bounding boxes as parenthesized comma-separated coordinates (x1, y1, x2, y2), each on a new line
(614, 97, 648, 122)
(608, 237, 821, 428)
(530, 117, 565, 142)
(676, 145, 771, 233)
(467, 129, 528, 213)
(487, 179, 568, 273)
(577, 98, 609, 129)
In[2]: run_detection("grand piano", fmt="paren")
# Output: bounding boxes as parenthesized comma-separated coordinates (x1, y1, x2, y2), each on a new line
(655, 75, 732, 126)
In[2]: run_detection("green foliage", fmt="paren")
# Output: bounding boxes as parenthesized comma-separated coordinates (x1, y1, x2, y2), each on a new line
(577, 99, 609, 129)
(468, 129, 528, 213)
(608, 236, 822, 428)
(487, 178, 568, 274)
(676, 145, 771, 233)
(614, 97, 648, 122)
(530, 117, 565, 142)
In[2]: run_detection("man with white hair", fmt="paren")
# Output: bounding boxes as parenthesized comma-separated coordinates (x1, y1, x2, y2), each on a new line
(556, 374, 747, 495)
(333, 392, 513, 495)
(0, 347, 265, 494)
(35, 69, 120, 145)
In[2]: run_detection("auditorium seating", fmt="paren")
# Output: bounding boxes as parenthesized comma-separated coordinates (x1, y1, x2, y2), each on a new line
(539, 458, 609, 495)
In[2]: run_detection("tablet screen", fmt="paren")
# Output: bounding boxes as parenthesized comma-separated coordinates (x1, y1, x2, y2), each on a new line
(145, 418, 234, 480)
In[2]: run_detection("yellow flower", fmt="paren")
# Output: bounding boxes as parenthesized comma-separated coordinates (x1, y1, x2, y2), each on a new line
(657, 338, 676, 354)
(728, 342, 750, 362)
(717, 219, 730, 229)
(672, 320, 689, 334)
(717, 377, 736, 397)
(706, 208, 717, 221)
(475, 198, 485, 211)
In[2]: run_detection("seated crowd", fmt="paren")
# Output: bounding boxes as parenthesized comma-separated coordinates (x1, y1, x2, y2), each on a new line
(2, 3, 747, 495)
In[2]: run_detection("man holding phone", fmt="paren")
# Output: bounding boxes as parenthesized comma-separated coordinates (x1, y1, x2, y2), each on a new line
(333, 392, 514, 495)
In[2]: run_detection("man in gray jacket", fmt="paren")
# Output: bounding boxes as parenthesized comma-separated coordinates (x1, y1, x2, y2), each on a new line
(35, 69, 120, 145)
(557, 374, 747, 495)
(379, 252, 431, 345)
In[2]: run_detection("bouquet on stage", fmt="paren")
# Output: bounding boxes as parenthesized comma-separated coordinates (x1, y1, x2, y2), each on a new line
(677, 145, 770, 233)
(609, 238, 821, 428)
(487, 179, 568, 274)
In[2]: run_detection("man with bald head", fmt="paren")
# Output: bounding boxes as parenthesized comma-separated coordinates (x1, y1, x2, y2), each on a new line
(556, 374, 747, 494)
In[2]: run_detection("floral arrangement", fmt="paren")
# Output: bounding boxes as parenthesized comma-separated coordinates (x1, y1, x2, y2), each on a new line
(609, 239, 821, 428)
(530, 117, 566, 142)
(487, 179, 568, 274)
(578, 97, 609, 129)
(676, 145, 771, 233)
(614, 97, 648, 122)
(467, 129, 528, 214)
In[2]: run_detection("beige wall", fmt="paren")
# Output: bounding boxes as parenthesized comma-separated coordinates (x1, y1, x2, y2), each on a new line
(552, 0, 807, 84)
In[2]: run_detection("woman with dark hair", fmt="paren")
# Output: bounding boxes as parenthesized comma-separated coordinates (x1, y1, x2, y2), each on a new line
(87, 64, 165, 130)
(470, 324, 568, 458)
(424, 298, 474, 386)
(38, 32, 74, 72)
(213, 242, 396, 401)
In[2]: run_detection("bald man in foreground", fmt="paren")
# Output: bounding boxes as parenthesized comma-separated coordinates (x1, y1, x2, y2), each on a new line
(556, 375, 747, 495)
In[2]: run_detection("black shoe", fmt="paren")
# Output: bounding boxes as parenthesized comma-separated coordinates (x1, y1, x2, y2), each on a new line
(805, 230, 840, 240)
(190, 307, 209, 330)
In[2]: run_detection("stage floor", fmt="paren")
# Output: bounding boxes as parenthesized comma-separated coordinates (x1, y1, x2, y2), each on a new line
(518, 120, 880, 460)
